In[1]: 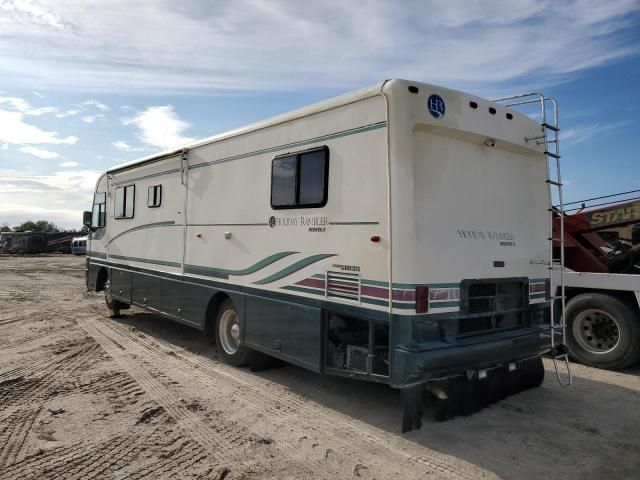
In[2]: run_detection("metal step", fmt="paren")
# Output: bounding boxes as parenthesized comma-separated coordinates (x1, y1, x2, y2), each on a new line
(545, 151, 561, 159)
(542, 122, 560, 132)
(546, 179, 562, 186)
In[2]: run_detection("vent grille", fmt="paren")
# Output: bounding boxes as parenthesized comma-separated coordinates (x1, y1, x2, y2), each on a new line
(459, 279, 526, 336)
(346, 345, 368, 373)
(326, 271, 360, 301)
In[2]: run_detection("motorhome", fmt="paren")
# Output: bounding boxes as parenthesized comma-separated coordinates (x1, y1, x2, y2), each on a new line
(84, 79, 565, 430)
(71, 236, 88, 255)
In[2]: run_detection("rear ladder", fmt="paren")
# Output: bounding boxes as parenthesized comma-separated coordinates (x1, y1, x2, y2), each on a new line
(493, 93, 572, 387)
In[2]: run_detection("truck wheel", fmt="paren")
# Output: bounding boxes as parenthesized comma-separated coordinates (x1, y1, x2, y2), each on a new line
(565, 293, 640, 370)
(104, 277, 127, 318)
(215, 299, 249, 366)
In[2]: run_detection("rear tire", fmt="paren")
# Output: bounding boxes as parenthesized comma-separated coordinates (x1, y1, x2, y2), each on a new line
(565, 293, 640, 370)
(215, 299, 249, 366)
(104, 277, 127, 318)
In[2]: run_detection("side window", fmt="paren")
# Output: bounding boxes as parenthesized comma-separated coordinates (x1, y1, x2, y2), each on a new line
(114, 184, 135, 219)
(271, 146, 329, 209)
(92, 192, 106, 228)
(147, 185, 162, 208)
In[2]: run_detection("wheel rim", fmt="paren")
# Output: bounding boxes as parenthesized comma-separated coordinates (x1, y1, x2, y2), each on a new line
(104, 278, 113, 304)
(219, 310, 241, 355)
(572, 308, 621, 354)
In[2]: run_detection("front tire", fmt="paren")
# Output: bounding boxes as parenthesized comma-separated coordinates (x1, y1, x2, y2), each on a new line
(565, 293, 640, 370)
(215, 299, 249, 366)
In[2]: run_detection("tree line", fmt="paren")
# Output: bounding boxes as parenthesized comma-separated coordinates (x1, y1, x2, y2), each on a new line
(1, 220, 88, 234)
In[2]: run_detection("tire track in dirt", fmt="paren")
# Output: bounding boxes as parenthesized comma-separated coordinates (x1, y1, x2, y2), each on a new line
(0, 337, 93, 381)
(120, 439, 209, 480)
(0, 427, 182, 480)
(0, 407, 42, 467)
(79, 319, 255, 467)
(93, 315, 493, 480)
(0, 343, 99, 407)
(87, 317, 344, 479)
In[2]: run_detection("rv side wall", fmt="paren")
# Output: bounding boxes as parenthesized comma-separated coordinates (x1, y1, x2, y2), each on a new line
(88, 93, 392, 372)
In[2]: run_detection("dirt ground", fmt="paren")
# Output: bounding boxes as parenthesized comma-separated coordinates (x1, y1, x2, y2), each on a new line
(1, 255, 639, 480)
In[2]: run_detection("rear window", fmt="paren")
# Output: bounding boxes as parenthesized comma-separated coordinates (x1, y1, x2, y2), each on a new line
(271, 146, 329, 209)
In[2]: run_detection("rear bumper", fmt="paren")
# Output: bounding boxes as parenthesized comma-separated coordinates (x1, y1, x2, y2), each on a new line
(391, 326, 551, 387)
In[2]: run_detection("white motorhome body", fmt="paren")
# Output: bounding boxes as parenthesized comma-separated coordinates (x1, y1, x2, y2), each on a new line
(71, 236, 88, 255)
(86, 80, 554, 424)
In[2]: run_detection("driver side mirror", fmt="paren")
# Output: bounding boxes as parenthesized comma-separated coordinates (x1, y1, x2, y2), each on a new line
(83, 211, 92, 228)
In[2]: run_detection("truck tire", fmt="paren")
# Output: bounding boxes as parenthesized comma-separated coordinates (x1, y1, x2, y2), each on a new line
(565, 293, 640, 370)
(104, 277, 128, 318)
(215, 299, 249, 366)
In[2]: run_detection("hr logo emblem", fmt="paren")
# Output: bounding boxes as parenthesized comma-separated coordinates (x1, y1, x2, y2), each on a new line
(427, 94, 445, 119)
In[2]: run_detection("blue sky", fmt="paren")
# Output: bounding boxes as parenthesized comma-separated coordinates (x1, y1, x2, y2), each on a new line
(0, 0, 639, 229)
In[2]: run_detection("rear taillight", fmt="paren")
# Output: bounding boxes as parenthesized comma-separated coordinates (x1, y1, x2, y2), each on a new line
(416, 286, 429, 313)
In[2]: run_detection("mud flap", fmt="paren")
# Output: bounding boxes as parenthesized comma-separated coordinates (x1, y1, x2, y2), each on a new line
(425, 356, 545, 424)
(401, 384, 423, 433)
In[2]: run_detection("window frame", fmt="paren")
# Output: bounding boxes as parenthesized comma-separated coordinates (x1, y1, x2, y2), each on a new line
(270, 145, 329, 210)
(92, 191, 107, 228)
(114, 184, 136, 219)
(147, 184, 162, 208)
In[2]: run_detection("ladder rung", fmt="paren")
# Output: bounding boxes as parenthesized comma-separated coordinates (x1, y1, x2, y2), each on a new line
(546, 179, 563, 186)
(545, 151, 561, 159)
(548, 237, 563, 241)
(550, 295, 566, 300)
(542, 123, 560, 132)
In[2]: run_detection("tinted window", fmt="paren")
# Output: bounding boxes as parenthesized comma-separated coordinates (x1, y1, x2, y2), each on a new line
(271, 147, 328, 209)
(148, 185, 162, 208)
(114, 184, 135, 219)
(271, 155, 297, 207)
(299, 150, 326, 205)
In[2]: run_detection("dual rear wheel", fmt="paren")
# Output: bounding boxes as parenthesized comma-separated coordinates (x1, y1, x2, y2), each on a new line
(565, 293, 640, 370)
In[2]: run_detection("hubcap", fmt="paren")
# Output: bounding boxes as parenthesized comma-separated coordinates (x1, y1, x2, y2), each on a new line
(219, 310, 241, 355)
(573, 308, 621, 354)
(104, 278, 112, 304)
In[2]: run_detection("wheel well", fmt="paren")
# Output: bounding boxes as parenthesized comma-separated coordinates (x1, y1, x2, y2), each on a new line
(96, 267, 108, 292)
(205, 292, 230, 337)
(565, 287, 640, 317)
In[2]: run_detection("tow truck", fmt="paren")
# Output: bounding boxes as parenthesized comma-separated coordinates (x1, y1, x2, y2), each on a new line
(554, 193, 640, 369)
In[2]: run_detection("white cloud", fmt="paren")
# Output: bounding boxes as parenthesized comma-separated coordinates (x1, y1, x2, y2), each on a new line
(0, 109, 78, 145)
(83, 99, 110, 111)
(55, 108, 79, 118)
(19, 146, 60, 159)
(33, 91, 45, 99)
(81, 113, 105, 123)
(0, 0, 66, 29)
(59, 161, 80, 167)
(562, 121, 630, 145)
(123, 105, 194, 149)
(0, 168, 101, 228)
(0, 96, 57, 116)
(112, 140, 145, 152)
(1, 143, 8, 150)
(0, 1, 636, 93)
